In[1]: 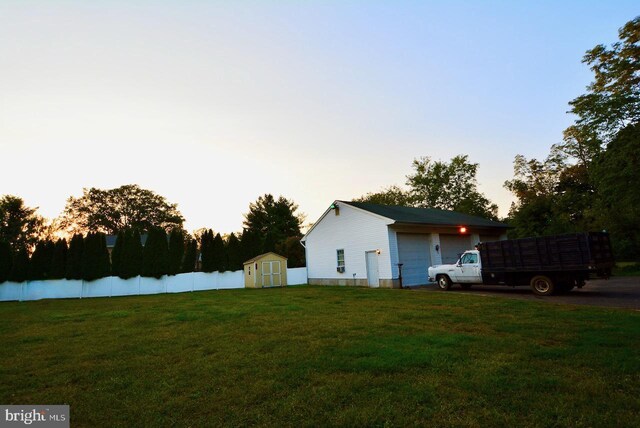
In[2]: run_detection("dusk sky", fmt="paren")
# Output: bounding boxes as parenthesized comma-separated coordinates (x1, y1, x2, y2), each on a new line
(1, 1, 638, 233)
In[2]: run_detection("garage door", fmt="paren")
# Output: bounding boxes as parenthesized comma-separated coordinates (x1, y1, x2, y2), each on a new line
(439, 234, 472, 264)
(397, 233, 432, 286)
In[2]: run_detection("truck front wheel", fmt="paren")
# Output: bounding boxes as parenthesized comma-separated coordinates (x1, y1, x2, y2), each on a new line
(436, 275, 452, 290)
(530, 275, 555, 296)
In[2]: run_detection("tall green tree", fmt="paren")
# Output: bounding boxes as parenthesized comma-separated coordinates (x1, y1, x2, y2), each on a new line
(225, 233, 242, 271)
(167, 229, 185, 275)
(111, 230, 126, 278)
(407, 155, 498, 219)
(240, 229, 262, 262)
(0, 241, 12, 283)
(82, 233, 110, 281)
(28, 239, 54, 280)
(276, 236, 306, 268)
(50, 239, 68, 279)
(120, 229, 143, 279)
(591, 123, 640, 257)
(66, 233, 84, 280)
(243, 194, 304, 255)
(181, 238, 197, 273)
(8, 246, 29, 283)
(59, 184, 185, 235)
(142, 227, 169, 278)
(212, 233, 226, 272)
(99, 233, 111, 277)
(504, 152, 598, 238)
(0, 195, 44, 252)
(504, 154, 568, 238)
(200, 229, 215, 273)
(353, 185, 411, 206)
(356, 156, 499, 220)
(567, 16, 640, 143)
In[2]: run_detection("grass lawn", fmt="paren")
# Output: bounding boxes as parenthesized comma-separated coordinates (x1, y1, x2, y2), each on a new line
(614, 261, 640, 277)
(1, 286, 639, 427)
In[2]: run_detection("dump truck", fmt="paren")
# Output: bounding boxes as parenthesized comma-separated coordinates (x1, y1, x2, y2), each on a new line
(427, 232, 614, 295)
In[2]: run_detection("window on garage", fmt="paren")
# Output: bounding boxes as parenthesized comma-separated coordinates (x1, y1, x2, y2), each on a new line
(336, 249, 345, 272)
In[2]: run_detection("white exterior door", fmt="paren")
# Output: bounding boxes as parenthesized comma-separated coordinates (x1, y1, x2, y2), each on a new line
(397, 233, 431, 286)
(262, 261, 282, 287)
(365, 251, 379, 288)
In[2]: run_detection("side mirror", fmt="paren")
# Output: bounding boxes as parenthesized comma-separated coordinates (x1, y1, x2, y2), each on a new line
(456, 261, 462, 267)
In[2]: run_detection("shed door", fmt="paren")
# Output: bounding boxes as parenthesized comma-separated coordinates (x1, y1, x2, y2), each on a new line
(271, 261, 281, 286)
(365, 251, 379, 288)
(262, 261, 281, 287)
(397, 233, 431, 286)
(440, 234, 472, 264)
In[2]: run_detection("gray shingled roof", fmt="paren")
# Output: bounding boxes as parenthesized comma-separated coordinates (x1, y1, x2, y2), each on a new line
(343, 201, 509, 228)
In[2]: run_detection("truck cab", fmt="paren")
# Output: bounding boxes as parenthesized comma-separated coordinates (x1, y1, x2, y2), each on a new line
(428, 250, 482, 289)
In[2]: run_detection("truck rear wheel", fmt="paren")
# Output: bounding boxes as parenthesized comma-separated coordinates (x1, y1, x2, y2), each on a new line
(436, 275, 452, 290)
(530, 275, 555, 296)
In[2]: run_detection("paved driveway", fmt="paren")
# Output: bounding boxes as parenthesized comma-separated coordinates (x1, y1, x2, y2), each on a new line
(413, 276, 640, 310)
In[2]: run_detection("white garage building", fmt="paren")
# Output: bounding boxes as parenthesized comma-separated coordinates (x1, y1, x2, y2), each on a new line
(301, 201, 509, 288)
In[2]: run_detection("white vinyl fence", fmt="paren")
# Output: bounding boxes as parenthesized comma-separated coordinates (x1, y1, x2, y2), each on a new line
(0, 267, 308, 302)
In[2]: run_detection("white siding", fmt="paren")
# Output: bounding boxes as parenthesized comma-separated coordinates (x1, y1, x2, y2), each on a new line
(304, 204, 394, 280)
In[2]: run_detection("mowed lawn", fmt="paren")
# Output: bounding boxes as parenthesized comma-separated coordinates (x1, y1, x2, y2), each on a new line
(1, 286, 639, 427)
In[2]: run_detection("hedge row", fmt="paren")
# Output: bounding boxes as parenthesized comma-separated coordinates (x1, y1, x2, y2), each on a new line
(0, 228, 197, 283)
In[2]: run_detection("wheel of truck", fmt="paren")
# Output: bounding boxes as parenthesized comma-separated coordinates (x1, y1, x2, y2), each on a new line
(530, 275, 555, 296)
(460, 284, 472, 290)
(436, 275, 452, 290)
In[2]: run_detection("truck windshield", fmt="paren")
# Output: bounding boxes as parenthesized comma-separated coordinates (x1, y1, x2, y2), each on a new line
(461, 253, 478, 264)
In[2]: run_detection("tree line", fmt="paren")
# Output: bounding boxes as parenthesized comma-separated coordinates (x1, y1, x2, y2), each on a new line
(354, 155, 499, 221)
(0, 190, 306, 283)
(0, 225, 300, 283)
